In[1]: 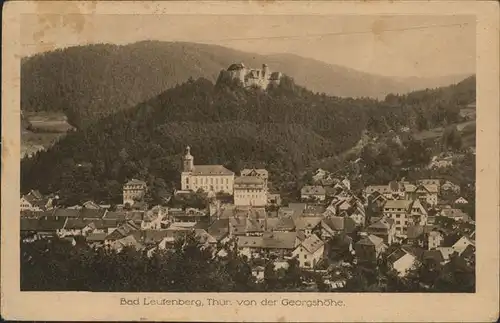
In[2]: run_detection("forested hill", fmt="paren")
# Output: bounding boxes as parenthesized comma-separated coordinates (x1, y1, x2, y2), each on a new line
(21, 75, 475, 205)
(21, 41, 471, 128)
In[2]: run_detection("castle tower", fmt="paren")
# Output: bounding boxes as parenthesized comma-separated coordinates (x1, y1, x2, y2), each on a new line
(262, 64, 269, 78)
(261, 64, 270, 88)
(183, 146, 194, 172)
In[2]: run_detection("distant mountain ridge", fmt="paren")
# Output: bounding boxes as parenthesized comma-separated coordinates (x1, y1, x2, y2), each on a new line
(21, 41, 472, 128)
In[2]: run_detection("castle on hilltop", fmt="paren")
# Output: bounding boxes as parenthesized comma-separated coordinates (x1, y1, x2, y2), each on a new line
(223, 63, 282, 90)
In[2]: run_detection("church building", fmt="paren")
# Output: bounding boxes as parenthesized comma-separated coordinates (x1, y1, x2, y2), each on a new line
(180, 146, 235, 194)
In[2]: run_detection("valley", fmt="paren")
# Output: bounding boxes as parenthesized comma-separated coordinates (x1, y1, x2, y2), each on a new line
(21, 111, 74, 158)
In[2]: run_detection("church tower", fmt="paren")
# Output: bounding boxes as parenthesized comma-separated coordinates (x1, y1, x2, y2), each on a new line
(183, 146, 194, 172)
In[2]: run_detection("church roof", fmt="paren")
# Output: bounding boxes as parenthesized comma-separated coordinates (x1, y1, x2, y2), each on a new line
(192, 165, 234, 176)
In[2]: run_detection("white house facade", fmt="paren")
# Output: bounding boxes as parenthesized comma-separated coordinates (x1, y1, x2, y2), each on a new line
(292, 234, 325, 269)
(123, 179, 147, 205)
(233, 176, 267, 207)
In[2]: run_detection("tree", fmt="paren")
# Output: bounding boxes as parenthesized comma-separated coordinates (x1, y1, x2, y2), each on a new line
(406, 258, 442, 291)
(433, 253, 475, 292)
(302, 170, 314, 185)
(21, 74, 475, 206)
(404, 139, 432, 166)
(263, 262, 279, 291)
(441, 126, 462, 151)
(314, 273, 329, 292)
(282, 258, 302, 289)
(344, 269, 370, 292)
(434, 216, 455, 230)
(227, 256, 256, 292)
(21, 233, 257, 292)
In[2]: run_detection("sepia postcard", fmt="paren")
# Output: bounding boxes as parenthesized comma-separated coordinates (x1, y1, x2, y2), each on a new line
(1, 1, 499, 321)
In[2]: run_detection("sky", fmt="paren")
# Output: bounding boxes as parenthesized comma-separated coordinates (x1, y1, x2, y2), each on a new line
(21, 14, 476, 78)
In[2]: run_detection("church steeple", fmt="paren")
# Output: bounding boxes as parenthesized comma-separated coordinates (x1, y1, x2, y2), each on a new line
(183, 146, 194, 172)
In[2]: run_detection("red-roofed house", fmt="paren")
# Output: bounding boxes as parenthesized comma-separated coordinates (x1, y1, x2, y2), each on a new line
(412, 184, 439, 206)
(51, 208, 81, 219)
(383, 199, 428, 238)
(320, 216, 346, 239)
(86, 232, 107, 247)
(300, 186, 326, 201)
(237, 232, 299, 258)
(241, 168, 269, 188)
(82, 200, 101, 209)
(20, 193, 53, 212)
(454, 197, 469, 205)
(441, 180, 461, 194)
(440, 208, 470, 222)
(292, 234, 325, 269)
(428, 229, 445, 250)
(293, 216, 323, 238)
(80, 208, 106, 220)
(366, 217, 396, 245)
(387, 246, 422, 276)
(451, 234, 475, 255)
(355, 234, 387, 262)
(123, 179, 147, 206)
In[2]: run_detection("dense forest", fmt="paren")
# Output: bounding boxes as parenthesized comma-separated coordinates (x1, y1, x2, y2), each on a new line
(21, 75, 476, 205)
(21, 234, 474, 293)
(21, 41, 471, 128)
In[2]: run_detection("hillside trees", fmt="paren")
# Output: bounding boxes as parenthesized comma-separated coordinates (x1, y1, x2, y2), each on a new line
(441, 126, 463, 151)
(25, 42, 473, 129)
(21, 233, 258, 292)
(21, 75, 475, 203)
(22, 38, 475, 130)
